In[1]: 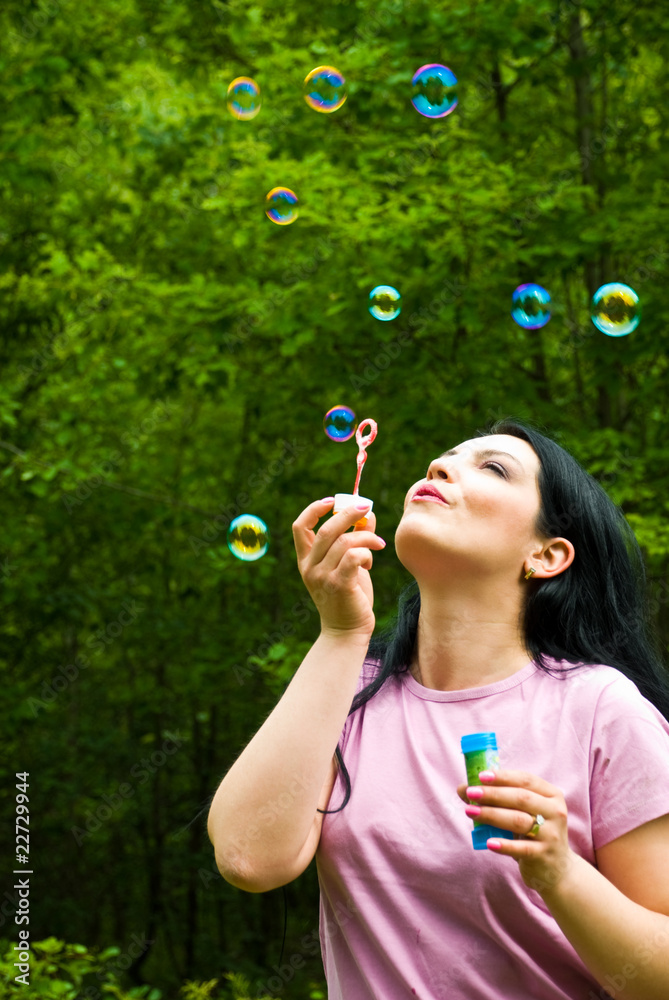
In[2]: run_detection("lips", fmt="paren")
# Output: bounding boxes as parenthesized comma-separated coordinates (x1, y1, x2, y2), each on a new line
(411, 484, 448, 505)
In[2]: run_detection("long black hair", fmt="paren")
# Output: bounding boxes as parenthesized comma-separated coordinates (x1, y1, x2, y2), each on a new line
(320, 418, 669, 814)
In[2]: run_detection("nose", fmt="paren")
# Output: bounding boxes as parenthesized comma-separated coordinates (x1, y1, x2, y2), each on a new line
(426, 456, 451, 482)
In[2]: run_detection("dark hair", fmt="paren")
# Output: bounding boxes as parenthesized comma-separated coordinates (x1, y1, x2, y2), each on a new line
(321, 418, 669, 814)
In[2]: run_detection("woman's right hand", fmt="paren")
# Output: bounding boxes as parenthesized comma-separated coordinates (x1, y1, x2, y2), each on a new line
(292, 498, 386, 639)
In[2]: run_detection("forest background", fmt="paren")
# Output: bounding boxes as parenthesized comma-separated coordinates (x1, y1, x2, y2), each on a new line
(1, 0, 669, 997)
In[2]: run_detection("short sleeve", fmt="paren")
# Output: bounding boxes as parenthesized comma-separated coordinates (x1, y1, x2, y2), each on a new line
(589, 674, 669, 849)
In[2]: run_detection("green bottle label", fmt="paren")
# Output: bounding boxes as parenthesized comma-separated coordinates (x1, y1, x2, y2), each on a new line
(464, 748, 499, 829)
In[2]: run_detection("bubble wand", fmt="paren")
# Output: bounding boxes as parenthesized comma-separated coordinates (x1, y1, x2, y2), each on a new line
(334, 418, 378, 528)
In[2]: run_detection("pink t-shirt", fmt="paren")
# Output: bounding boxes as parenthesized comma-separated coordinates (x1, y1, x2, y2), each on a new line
(316, 657, 669, 999)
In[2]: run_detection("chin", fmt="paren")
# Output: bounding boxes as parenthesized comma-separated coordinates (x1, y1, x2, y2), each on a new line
(394, 513, 436, 575)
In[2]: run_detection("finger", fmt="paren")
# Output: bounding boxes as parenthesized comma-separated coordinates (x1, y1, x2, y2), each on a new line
(309, 547, 374, 604)
(477, 769, 560, 799)
(354, 509, 376, 533)
(310, 505, 382, 564)
(317, 526, 385, 576)
(465, 783, 553, 819)
(336, 546, 375, 585)
(456, 783, 469, 803)
(485, 837, 543, 858)
(292, 497, 336, 562)
(465, 803, 549, 838)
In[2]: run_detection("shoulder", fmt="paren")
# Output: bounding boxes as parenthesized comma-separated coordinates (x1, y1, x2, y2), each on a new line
(532, 658, 669, 751)
(536, 657, 657, 709)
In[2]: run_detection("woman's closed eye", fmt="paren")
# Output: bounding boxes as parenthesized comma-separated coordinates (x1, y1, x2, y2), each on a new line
(482, 461, 508, 478)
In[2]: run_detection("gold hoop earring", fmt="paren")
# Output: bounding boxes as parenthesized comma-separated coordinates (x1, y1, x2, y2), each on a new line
(524, 567, 536, 580)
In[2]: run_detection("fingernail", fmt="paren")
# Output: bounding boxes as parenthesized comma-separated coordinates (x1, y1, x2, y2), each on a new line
(466, 786, 484, 800)
(479, 771, 497, 782)
(465, 805, 481, 818)
(487, 839, 502, 851)
(321, 496, 335, 503)
(379, 539, 387, 547)
(355, 502, 372, 510)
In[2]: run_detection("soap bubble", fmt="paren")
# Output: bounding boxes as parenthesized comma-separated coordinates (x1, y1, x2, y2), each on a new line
(227, 514, 269, 562)
(411, 64, 458, 119)
(369, 285, 401, 322)
(226, 77, 261, 120)
(324, 406, 357, 442)
(265, 187, 299, 225)
(591, 283, 640, 337)
(304, 65, 347, 113)
(511, 284, 552, 329)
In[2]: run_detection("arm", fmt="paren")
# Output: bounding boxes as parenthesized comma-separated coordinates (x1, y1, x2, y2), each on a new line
(207, 497, 385, 893)
(207, 630, 369, 892)
(457, 770, 669, 1000)
(540, 815, 669, 1000)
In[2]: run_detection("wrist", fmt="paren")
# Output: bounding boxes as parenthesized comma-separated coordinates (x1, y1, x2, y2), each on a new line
(535, 849, 582, 907)
(318, 627, 373, 648)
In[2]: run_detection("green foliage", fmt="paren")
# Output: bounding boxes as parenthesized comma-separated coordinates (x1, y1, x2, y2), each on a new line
(0, 941, 282, 1000)
(1, 0, 668, 996)
(0, 938, 161, 999)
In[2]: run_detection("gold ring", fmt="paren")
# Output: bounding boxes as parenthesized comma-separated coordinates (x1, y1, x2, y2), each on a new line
(527, 813, 545, 838)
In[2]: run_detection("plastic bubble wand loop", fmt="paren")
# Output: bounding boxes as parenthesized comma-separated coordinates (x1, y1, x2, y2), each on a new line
(352, 418, 378, 496)
(333, 418, 378, 528)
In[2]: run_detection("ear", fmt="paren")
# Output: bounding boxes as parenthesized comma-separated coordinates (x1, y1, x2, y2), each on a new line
(529, 537, 575, 579)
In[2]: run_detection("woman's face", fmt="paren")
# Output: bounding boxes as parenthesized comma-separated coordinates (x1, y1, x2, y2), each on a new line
(395, 434, 545, 582)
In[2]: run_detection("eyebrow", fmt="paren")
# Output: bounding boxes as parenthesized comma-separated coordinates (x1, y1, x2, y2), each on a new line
(439, 447, 526, 473)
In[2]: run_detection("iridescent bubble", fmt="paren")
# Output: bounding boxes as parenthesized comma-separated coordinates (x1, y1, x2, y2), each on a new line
(411, 64, 458, 119)
(227, 514, 269, 562)
(303, 65, 347, 113)
(324, 406, 357, 442)
(369, 285, 401, 322)
(511, 284, 552, 330)
(226, 77, 261, 120)
(591, 283, 640, 337)
(265, 187, 299, 225)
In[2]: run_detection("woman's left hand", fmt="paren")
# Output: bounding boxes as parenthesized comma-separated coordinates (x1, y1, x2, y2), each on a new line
(456, 769, 576, 895)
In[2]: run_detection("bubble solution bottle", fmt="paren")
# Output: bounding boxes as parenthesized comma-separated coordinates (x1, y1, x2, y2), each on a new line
(461, 732, 515, 850)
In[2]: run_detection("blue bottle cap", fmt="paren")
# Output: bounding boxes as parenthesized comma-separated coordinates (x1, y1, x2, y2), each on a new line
(471, 825, 515, 850)
(461, 732, 498, 754)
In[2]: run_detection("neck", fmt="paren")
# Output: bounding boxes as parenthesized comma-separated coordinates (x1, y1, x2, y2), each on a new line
(410, 584, 531, 692)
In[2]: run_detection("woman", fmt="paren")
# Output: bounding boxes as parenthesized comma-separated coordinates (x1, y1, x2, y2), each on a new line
(207, 419, 669, 999)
